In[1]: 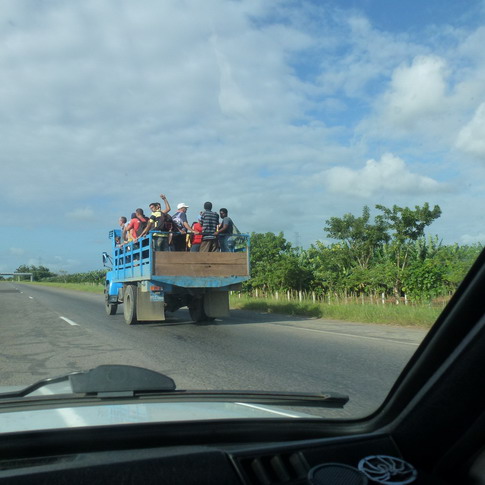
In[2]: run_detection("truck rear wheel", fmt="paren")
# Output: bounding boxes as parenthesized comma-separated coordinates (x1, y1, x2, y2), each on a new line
(124, 285, 138, 325)
(189, 296, 215, 323)
(104, 288, 118, 316)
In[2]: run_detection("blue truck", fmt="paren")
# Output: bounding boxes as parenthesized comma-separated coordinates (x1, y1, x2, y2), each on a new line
(103, 230, 250, 324)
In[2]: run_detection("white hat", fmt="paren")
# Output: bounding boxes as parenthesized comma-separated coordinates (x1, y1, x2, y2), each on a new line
(177, 203, 189, 209)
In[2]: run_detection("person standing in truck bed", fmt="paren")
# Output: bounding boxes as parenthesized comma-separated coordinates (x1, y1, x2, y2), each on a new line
(140, 194, 171, 251)
(216, 208, 234, 252)
(200, 201, 219, 252)
(116, 216, 128, 245)
(123, 209, 148, 242)
(190, 216, 203, 252)
(172, 202, 193, 251)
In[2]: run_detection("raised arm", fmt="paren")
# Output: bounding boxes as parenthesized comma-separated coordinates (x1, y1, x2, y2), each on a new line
(160, 194, 171, 214)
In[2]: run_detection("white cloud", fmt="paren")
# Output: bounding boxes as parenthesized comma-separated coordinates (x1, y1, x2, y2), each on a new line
(457, 25, 485, 62)
(360, 46, 485, 153)
(381, 56, 448, 128)
(0, 0, 314, 209)
(455, 102, 485, 159)
(9, 248, 25, 256)
(323, 153, 444, 197)
(315, 11, 423, 99)
(211, 34, 252, 117)
(460, 233, 485, 244)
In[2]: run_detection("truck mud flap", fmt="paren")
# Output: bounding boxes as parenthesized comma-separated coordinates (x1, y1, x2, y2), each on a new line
(136, 285, 165, 322)
(204, 291, 229, 318)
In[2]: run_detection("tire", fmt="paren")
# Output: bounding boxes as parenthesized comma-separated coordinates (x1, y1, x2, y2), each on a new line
(124, 285, 138, 325)
(104, 288, 118, 316)
(188, 296, 215, 322)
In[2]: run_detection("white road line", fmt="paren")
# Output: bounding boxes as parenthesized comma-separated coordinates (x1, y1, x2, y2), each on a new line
(277, 325, 421, 347)
(28, 296, 33, 299)
(235, 402, 302, 418)
(60, 316, 79, 326)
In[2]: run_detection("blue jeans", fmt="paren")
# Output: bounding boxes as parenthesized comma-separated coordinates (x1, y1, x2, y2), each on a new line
(153, 236, 170, 251)
(219, 235, 234, 252)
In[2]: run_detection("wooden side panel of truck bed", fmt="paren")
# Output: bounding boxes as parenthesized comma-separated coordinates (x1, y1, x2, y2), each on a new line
(153, 252, 249, 277)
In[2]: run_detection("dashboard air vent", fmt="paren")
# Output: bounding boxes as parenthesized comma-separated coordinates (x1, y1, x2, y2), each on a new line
(235, 452, 310, 484)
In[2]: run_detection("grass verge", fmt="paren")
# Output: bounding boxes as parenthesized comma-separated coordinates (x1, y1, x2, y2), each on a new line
(15, 281, 105, 294)
(229, 295, 441, 327)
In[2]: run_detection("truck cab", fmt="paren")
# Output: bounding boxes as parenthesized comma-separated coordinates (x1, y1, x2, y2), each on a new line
(103, 230, 250, 324)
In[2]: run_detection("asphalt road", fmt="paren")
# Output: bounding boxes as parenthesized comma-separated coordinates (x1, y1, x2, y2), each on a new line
(0, 282, 428, 418)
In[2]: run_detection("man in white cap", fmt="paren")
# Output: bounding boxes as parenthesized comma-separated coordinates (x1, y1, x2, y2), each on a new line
(172, 202, 193, 251)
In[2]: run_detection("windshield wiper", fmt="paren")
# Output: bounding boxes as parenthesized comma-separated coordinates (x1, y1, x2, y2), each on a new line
(163, 390, 349, 408)
(0, 365, 348, 408)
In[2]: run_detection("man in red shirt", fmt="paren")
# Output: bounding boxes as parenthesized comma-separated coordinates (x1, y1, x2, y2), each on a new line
(123, 213, 140, 242)
(190, 217, 203, 252)
(123, 209, 148, 242)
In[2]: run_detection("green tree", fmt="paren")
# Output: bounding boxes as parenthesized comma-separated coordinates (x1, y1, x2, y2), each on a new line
(15, 265, 56, 281)
(375, 203, 442, 298)
(271, 251, 313, 292)
(245, 232, 312, 293)
(305, 242, 353, 295)
(246, 232, 292, 292)
(403, 259, 446, 302)
(324, 205, 389, 269)
(434, 243, 482, 292)
(242, 206, 473, 303)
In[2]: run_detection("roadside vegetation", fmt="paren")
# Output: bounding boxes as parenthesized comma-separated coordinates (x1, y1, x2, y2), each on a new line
(12, 281, 105, 294)
(4, 203, 481, 327)
(229, 295, 441, 327)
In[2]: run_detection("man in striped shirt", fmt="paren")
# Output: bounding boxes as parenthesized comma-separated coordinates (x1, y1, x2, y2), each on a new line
(200, 201, 220, 252)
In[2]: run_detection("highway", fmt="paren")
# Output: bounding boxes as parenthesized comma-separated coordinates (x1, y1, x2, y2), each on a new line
(0, 283, 429, 418)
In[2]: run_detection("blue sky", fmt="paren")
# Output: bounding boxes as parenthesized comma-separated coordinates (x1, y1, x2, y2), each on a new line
(2, 0, 485, 273)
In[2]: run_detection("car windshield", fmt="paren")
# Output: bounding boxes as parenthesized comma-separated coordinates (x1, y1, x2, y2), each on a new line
(1, 0, 484, 424)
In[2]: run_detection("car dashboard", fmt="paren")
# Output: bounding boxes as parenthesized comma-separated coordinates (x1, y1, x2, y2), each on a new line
(0, 417, 480, 485)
